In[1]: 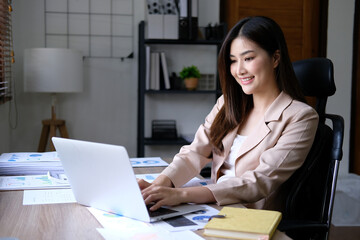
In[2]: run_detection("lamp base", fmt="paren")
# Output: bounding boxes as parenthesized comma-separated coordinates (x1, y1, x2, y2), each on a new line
(38, 118, 69, 152)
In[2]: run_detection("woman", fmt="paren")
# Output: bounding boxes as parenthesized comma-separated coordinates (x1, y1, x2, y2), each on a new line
(139, 16, 319, 212)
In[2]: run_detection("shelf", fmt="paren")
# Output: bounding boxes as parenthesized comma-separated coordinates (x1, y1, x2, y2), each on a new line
(144, 38, 223, 45)
(145, 89, 219, 94)
(144, 137, 190, 146)
(137, 21, 222, 157)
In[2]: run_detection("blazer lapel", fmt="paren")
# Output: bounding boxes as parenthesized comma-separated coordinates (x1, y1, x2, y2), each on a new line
(215, 92, 293, 176)
(236, 120, 270, 158)
(236, 92, 293, 159)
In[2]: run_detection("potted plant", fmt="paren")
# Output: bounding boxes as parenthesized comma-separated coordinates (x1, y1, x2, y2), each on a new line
(179, 65, 201, 90)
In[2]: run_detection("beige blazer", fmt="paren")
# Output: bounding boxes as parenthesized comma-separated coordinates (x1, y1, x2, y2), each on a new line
(161, 92, 319, 211)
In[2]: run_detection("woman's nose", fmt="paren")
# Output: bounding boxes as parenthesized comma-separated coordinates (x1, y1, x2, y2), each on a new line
(236, 61, 245, 76)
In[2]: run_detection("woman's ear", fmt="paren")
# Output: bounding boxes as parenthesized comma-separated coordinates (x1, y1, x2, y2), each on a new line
(273, 50, 280, 68)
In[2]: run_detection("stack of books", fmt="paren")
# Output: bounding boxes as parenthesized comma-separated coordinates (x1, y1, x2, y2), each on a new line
(204, 207, 282, 240)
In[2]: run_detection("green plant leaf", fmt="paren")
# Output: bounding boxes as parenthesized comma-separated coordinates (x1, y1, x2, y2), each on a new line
(179, 65, 201, 79)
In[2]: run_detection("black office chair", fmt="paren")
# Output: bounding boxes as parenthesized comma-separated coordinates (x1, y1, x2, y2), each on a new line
(278, 58, 345, 240)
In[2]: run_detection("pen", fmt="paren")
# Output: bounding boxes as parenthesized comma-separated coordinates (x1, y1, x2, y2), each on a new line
(208, 214, 226, 221)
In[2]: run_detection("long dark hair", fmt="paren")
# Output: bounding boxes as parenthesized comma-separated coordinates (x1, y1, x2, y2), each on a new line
(210, 16, 305, 154)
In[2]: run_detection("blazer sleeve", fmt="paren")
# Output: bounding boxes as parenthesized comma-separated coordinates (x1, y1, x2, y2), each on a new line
(206, 104, 319, 206)
(160, 96, 224, 187)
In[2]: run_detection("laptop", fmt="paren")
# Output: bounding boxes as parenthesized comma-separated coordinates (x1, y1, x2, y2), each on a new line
(52, 137, 204, 222)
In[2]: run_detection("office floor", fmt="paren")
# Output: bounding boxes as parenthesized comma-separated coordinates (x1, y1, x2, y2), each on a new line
(329, 174, 360, 239)
(329, 225, 360, 240)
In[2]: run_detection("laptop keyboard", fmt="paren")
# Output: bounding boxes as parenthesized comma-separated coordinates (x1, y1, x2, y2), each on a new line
(147, 204, 178, 217)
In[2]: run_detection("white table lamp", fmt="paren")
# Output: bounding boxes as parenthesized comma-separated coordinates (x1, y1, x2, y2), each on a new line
(24, 48, 83, 151)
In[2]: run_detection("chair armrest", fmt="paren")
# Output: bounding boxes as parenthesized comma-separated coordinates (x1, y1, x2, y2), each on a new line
(325, 114, 344, 161)
(278, 219, 328, 232)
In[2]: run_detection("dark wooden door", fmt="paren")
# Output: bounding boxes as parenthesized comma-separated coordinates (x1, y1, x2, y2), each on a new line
(220, 0, 328, 111)
(220, 0, 327, 60)
(350, 0, 360, 174)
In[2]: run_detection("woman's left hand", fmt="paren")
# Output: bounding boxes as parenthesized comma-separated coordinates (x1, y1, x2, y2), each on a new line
(137, 178, 152, 190)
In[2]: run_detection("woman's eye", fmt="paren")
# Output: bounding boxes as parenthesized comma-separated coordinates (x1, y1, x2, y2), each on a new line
(245, 57, 254, 61)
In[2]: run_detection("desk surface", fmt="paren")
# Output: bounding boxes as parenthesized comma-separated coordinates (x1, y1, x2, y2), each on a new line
(0, 165, 291, 240)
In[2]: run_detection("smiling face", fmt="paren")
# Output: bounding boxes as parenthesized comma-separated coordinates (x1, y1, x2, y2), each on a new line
(229, 37, 280, 96)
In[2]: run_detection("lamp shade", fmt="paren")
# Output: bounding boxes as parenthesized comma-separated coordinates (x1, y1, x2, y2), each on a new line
(23, 48, 83, 93)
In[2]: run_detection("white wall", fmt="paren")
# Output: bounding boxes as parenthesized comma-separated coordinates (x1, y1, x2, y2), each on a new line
(2, 0, 219, 158)
(7, 0, 139, 155)
(326, 0, 356, 176)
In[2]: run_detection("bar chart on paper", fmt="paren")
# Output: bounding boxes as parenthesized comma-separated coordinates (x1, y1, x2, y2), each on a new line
(130, 157, 169, 167)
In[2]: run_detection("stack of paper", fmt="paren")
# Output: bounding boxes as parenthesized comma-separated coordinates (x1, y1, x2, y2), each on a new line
(0, 173, 70, 190)
(88, 204, 219, 239)
(0, 152, 64, 176)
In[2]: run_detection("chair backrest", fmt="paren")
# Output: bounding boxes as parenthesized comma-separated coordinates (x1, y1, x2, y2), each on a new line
(283, 122, 333, 221)
(292, 58, 336, 122)
(281, 58, 344, 233)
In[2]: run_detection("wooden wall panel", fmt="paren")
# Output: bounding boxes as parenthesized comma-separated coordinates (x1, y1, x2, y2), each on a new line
(350, 0, 360, 174)
(220, 0, 321, 61)
(220, 0, 325, 113)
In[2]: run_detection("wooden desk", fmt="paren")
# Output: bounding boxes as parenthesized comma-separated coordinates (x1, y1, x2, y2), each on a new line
(0, 166, 164, 240)
(0, 165, 291, 240)
(0, 190, 102, 239)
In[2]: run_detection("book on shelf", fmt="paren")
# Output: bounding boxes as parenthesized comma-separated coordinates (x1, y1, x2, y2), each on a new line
(148, 51, 171, 91)
(160, 51, 171, 89)
(145, 45, 151, 90)
(204, 207, 282, 240)
(150, 52, 160, 90)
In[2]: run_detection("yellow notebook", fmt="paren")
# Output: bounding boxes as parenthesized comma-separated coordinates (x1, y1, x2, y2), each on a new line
(204, 207, 282, 240)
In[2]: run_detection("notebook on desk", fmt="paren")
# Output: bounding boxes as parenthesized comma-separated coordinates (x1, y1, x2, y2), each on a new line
(52, 137, 204, 223)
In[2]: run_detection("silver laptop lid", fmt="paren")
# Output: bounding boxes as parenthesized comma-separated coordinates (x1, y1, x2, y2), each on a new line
(52, 137, 151, 222)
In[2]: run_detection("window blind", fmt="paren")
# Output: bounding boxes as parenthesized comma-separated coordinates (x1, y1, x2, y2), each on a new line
(0, 0, 13, 104)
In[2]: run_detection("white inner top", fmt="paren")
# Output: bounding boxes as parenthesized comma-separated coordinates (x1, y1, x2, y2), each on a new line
(217, 134, 247, 183)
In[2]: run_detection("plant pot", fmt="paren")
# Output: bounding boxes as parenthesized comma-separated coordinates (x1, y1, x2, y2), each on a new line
(184, 77, 199, 90)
